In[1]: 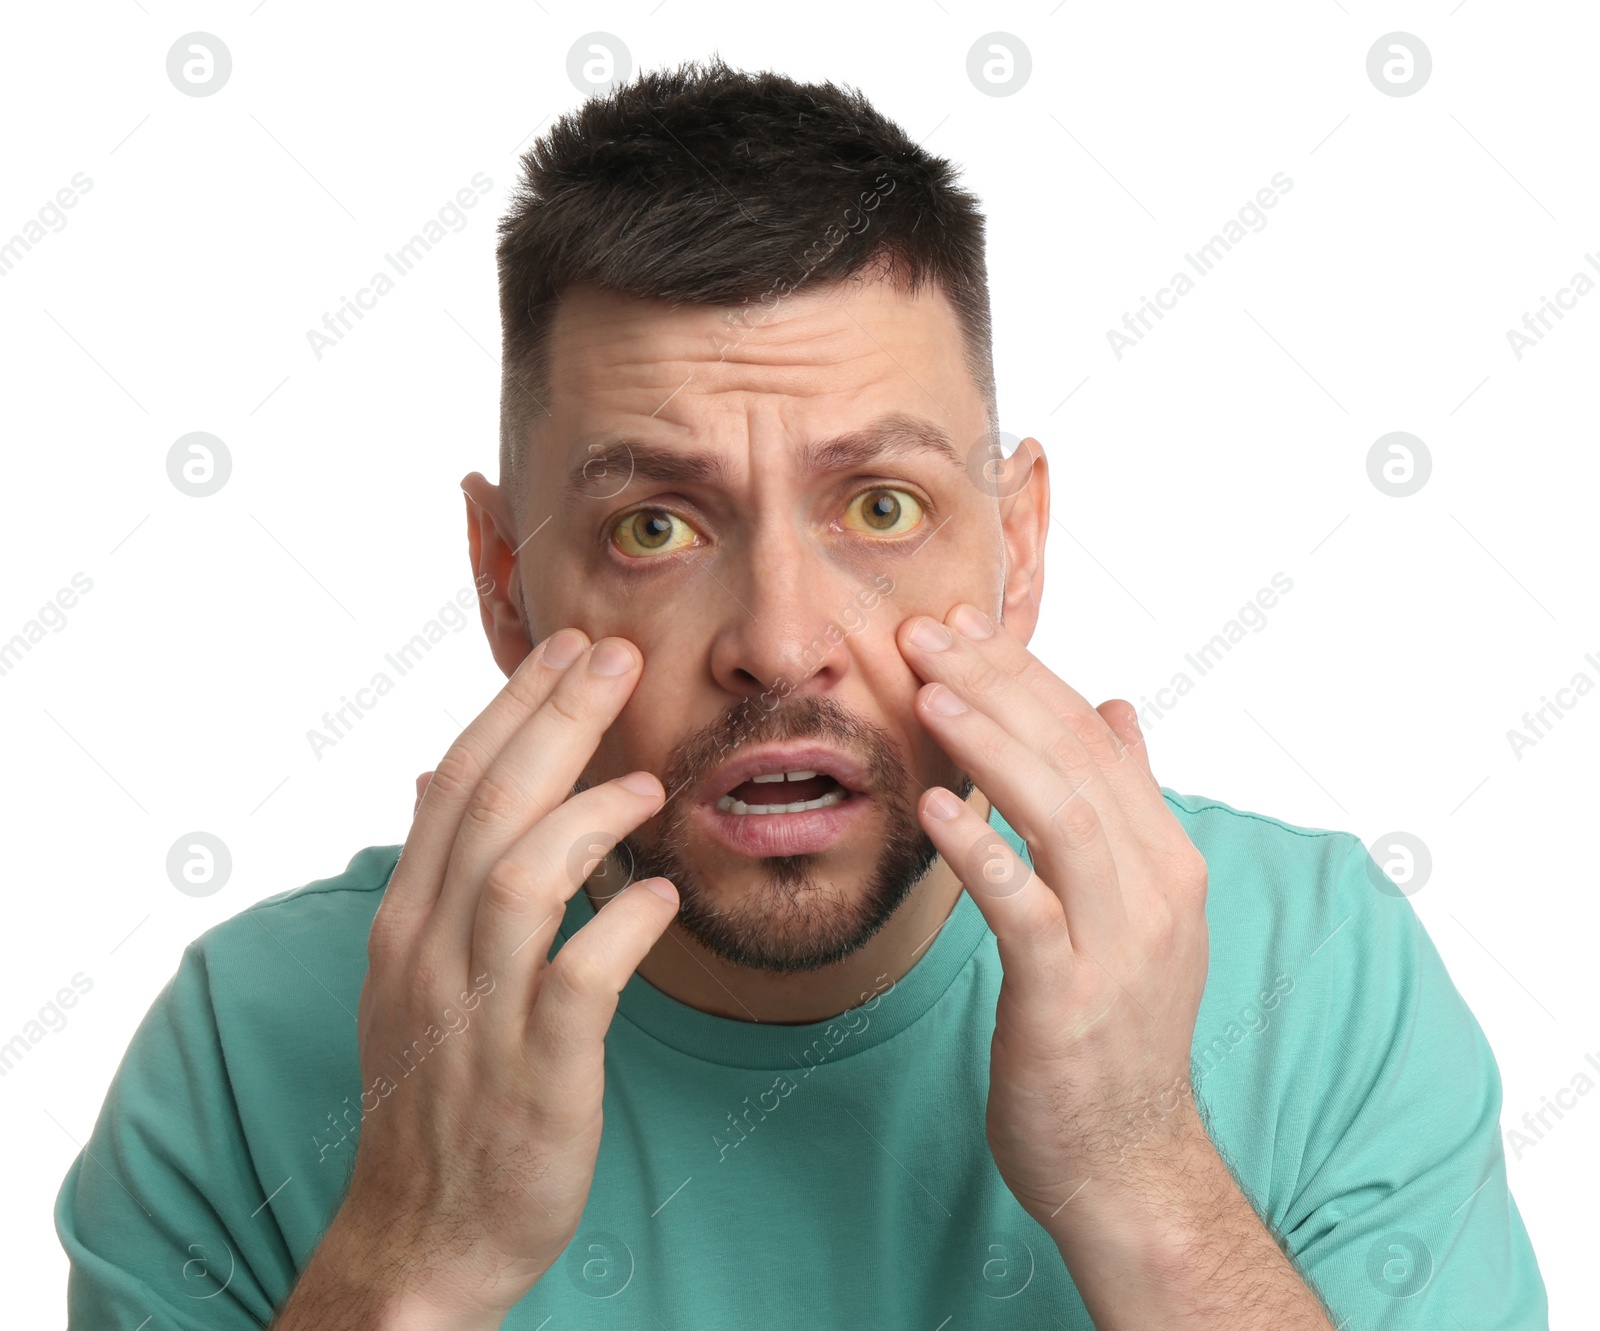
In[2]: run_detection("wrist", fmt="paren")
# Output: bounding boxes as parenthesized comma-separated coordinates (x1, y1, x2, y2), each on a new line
(286, 1207, 518, 1331)
(378, 1290, 509, 1331)
(1034, 1109, 1334, 1328)
(1043, 1109, 1231, 1261)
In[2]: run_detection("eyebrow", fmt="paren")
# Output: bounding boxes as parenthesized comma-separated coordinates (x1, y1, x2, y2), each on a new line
(559, 411, 966, 513)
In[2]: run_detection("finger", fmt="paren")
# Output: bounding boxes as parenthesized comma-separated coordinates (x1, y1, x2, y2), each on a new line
(1096, 700, 1158, 791)
(469, 770, 666, 1017)
(912, 674, 1131, 952)
(900, 614, 1136, 948)
(428, 636, 646, 964)
(915, 604, 1171, 844)
(381, 631, 589, 925)
(524, 875, 678, 1078)
(413, 771, 434, 817)
(899, 611, 1142, 855)
(918, 787, 1074, 999)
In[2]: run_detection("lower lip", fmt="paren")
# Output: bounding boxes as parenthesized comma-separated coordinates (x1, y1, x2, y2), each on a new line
(695, 788, 872, 856)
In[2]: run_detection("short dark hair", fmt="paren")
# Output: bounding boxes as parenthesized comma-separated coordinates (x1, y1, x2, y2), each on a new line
(494, 56, 996, 505)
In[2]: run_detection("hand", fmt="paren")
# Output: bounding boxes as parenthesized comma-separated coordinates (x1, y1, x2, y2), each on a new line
(897, 603, 1211, 1235)
(330, 629, 680, 1326)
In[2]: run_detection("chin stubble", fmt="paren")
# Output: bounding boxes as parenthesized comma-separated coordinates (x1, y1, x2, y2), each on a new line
(580, 694, 974, 976)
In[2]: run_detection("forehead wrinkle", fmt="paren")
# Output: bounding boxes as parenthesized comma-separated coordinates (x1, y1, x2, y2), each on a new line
(559, 410, 964, 515)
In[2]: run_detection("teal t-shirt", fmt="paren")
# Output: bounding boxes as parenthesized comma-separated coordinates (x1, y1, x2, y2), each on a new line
(55, 790, 1549, 1328)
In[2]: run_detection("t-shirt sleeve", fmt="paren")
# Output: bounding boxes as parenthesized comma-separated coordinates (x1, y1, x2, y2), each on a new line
(1279, 834, 1550, 1329)
(54, 937, 294, 1328)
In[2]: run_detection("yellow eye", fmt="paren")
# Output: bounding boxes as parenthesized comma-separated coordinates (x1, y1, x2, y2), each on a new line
(844, 487, 924, 537)
(610, 509, 699, 559)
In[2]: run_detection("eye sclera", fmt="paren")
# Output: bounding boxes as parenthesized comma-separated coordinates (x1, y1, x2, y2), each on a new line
(610, 508, 699, 560)
(605, 485, 930, 561)
(839, 485, 925, 537)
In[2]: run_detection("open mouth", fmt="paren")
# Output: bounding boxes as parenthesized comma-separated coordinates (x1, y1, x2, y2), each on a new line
(695, 745, 873, 854)
(714, 771, 852, 816)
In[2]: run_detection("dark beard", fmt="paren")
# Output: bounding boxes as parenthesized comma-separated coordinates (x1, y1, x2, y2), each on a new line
(580, 692, 973, 976)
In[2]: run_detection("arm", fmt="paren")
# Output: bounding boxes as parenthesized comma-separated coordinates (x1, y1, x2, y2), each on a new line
(275, 631, 681, 1328)
(60, 630, 682, 1330)
(1041, 1101, 1335, 1328)
(1042, 834, 1549, 1330)
(899, 603, 1328, 1328)
(267, 1211, 502, 1331)
(893, 603, 1546, 1330)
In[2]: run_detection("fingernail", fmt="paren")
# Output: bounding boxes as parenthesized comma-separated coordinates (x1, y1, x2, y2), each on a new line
(544, 631, 583, 670)
(640, 877, 678, 903)
(909, 618, 953, 651)
(618, 770, 661, 798)
(952, 604, 993, 640)
(925, 788, 964, 820)
(926, 684, 968, 715)
(590, 640, 636, 676)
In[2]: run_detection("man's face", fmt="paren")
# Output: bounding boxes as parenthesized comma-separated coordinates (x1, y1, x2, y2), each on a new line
(511, 275, 1033, 975)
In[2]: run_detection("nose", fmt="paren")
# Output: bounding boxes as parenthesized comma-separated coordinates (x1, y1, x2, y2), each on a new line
(706, 530, 888, 706)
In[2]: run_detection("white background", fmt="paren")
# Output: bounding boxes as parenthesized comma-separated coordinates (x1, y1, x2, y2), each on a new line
(2, 1, 1594, 1325)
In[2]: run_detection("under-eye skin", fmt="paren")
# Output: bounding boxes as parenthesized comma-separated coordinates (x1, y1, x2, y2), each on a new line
(606, 486, 928, 564)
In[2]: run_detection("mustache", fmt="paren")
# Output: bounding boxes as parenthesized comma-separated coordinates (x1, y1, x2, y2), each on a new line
(572, 694, 908, 813)
(667, 694, 902, 802)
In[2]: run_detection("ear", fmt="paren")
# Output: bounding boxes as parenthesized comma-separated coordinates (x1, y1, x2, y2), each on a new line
(995, 437, 1049, 646)
(461, 471, 534, 679)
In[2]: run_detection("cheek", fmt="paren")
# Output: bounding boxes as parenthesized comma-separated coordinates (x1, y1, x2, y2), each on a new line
(846, 633, 960, 783)
(583, 629, 704, 770)
(909, 716, 969, 787)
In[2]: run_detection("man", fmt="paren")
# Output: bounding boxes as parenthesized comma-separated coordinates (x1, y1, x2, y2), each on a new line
(56, 58, 1548, 1329)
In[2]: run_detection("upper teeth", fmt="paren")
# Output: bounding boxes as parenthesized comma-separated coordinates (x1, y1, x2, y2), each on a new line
(716, 770, 848, 816)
